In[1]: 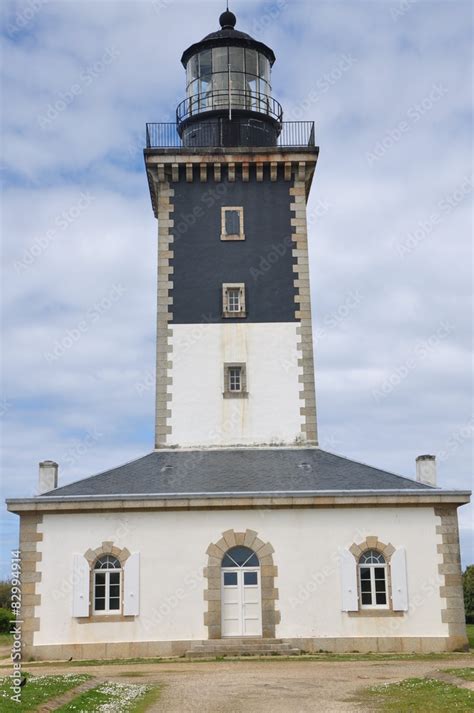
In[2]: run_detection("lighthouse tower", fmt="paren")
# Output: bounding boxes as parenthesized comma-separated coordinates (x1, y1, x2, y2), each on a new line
(145, 10, 319, 449)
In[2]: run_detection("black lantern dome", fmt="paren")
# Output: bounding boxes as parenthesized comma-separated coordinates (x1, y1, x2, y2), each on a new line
(177, 10, 282, 148)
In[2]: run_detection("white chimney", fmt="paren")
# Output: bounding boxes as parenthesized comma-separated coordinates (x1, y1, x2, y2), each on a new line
(416, 454, 437, 487)
(38, 461, 58, 494)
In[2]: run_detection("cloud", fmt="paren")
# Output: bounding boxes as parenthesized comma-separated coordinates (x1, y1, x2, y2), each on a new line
(1, 0, 472, 575)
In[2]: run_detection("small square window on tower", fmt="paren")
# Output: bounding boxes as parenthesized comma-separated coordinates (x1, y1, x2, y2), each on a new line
(223, 363, 247, 398)
(221, 207, 245, 241)
(222, 283, 246, 318)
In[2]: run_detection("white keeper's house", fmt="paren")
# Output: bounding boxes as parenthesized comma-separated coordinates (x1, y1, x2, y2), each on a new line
(7, 10, 470, 660)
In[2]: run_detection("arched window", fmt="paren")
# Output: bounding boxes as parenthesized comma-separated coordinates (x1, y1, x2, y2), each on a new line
(221, 546, 259, 568)
(358, 550, 388, 608)
(93, 555, 121, 614)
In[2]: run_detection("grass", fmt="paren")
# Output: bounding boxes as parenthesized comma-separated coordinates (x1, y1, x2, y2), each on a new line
(131, 685, 161, 712)
(358, 677, 474, 712)
(0, 650, 471, 670)
(443, 667, 474, 681)
(56, 681, 160, 712)
(0, 633, 12, 647)
(0, 673, 91, 712)
(466, 624, 474, 649)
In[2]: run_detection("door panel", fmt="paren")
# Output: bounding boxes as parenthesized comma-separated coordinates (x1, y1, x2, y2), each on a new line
(221, 568, 262, 637)
(221, 574, 241, 637)
(242, 569, 261, 636)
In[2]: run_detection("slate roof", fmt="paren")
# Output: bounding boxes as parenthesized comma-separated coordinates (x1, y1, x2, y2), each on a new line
(41, 448, 433, 498)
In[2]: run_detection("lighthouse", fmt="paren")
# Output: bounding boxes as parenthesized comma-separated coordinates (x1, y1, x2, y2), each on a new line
(145, 9, 319, 449)
(7, 6, 469, 662)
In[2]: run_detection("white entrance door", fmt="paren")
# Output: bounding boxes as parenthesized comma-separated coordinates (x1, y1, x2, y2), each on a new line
(221, 568, 262, 637)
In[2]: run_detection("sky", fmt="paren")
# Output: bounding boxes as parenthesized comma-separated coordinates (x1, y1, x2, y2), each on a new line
(0, 0, 472, 578)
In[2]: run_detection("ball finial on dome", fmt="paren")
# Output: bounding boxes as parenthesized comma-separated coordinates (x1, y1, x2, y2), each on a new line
(219, 10, 237, 29)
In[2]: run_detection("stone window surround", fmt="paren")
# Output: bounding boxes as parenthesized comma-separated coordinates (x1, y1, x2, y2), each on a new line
(347, 537, 403, 618)
(222, 283, 246, 319)
(81, 542, 134, 623)
(223, 363, 248, 399)
(221, 206, 245, 241)
(204, 529, 280, 639)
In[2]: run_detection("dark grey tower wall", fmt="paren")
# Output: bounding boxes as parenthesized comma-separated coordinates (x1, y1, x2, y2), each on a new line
(170, 169, 297, 324)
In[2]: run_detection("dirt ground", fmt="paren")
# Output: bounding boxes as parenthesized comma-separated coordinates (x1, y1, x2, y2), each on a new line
(14, 654, 473, 712)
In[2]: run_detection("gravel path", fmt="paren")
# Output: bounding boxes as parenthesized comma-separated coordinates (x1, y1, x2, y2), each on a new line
(14, 655, 472, 713)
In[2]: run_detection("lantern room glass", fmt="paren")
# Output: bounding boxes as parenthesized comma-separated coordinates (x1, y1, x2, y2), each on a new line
(185, 47, 272, 115)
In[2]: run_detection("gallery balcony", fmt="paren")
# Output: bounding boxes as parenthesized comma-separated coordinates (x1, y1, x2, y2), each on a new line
(145, 119, 316, 151)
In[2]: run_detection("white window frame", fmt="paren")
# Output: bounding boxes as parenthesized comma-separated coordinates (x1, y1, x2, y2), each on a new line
(93, 556, 122, 615)
(358, 550, 389, 610)
(222, 283, 246, 318)
(221, 206, 245, 241)
(227, 288, 241, 313)
(229, 366, 242, 392)
(223, 363, 247, 398)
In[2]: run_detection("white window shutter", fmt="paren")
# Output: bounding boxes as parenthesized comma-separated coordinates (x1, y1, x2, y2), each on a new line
(72, 554, 90, 617)
(340, 548, 358, 611)
(391, 547, 408, 611)
(123, 553, 140, 616)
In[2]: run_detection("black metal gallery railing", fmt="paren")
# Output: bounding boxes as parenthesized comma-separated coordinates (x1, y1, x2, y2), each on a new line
(145, 121, 315, 149)
(176, 89, 284, 124)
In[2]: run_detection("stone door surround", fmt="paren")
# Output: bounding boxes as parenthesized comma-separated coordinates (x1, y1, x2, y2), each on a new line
(204, 529, 280, 639)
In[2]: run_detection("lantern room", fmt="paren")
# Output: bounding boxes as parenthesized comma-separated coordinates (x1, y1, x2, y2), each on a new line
(178, 10, 283, 147)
